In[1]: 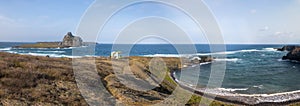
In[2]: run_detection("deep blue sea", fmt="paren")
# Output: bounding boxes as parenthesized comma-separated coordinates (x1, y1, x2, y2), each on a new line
(1, 42, 299, 94)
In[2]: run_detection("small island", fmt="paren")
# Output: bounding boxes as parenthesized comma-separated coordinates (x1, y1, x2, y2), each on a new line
(13, 32, 84, 48)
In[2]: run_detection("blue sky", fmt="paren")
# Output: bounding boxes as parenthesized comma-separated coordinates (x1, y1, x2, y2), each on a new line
(0, 0, 300, 44)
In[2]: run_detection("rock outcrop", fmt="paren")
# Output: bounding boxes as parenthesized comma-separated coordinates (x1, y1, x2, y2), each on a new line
(13, 32, 84, 48)
(277, 46, 299, 51)
(281, 46, 300, 61)
(60, 32, 83, 47)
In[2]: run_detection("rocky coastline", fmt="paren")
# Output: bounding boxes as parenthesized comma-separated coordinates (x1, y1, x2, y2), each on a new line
(278, 45, 300, 61)
(169, 50, 300, 105)
(0, 52, 228, 105)
(171, 67, 300, 105)
(2, 45, 300, 105)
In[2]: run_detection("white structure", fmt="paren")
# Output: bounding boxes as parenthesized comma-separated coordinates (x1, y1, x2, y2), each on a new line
(189, 56, 201, 63)
(111, 51, 121, 59)
(190, 56, 201, 61)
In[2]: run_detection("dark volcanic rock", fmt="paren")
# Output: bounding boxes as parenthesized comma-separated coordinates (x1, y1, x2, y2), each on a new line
(277, 45, 299, 51)
(60, 32, 83, 47)
(282, 46, 300, 61)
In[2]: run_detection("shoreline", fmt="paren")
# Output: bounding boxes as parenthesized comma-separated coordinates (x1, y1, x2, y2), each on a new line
(170, 70, 300, 105)
(2, 47, 300, 105)
(2, 48, 298, 99)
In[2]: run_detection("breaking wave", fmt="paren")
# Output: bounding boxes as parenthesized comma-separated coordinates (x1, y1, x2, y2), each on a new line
(214, 58, 242, 62)
(19, 52, 82, 58)
(143, 48, 278, 57)
(0, 47, 11, 51)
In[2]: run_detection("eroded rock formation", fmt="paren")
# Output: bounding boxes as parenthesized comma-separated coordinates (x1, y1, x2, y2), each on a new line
(281, 46, 300, 61)
(60, 32, 83, 47)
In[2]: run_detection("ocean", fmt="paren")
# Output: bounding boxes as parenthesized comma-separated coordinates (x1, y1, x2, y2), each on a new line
(0, 42, 299, 94)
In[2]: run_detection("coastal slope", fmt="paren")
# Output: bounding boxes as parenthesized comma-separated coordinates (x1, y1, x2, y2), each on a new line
(0, 52, 227, 105)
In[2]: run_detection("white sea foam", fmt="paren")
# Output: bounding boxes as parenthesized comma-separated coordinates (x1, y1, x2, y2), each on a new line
(218, 88, 248, 92)
(84, 55, 98, 57)
(36, 51, 66, 53)
(15, 48, 48, 50)
(172, 71, 300, 103)
(176, 78, 300, 100)
(211, 85, 262, 93)
(66, 46, 88, 49)
(214, 58, 241, 62)
(143, 48, 278, 57)
(0, 47, 11, 51)
(277, 59, 290, 62)
(19, 52, 82, 58)
(263, 48, 277, 51)
(197, 49, 263, 56)
(253, 85, 264, 89)
(143, 54, 182, 57)
(197, 51, 236, 55)
(200, 62, 212, 65)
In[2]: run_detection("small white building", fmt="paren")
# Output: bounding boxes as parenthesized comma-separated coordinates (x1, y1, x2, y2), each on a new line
(111, 51, 122, 59)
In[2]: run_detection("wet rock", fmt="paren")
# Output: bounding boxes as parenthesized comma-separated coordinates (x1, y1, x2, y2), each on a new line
(277, 45, 300, 51)
(280, 46, 300, 61)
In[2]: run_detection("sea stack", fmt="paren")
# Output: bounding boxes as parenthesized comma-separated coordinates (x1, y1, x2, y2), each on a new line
(281, 46, 300, 61)
(60, 32, 83, 47)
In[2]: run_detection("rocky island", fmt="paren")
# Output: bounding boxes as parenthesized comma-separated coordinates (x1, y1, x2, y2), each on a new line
(60, 32, 83, 47)
(14, 32, 84, 48)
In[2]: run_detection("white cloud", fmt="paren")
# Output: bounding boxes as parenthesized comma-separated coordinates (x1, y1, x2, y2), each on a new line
(273, 31, 294, 37)
(0, 15, 15, 24)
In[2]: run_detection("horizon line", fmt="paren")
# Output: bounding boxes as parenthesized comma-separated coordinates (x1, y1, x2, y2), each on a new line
(0, 41, 299, 45)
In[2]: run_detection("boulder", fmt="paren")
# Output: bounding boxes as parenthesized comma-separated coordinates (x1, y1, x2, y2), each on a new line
(60, 32, 83, 47)
(282, 46, 300, 61)
(200, 56, 214, 63)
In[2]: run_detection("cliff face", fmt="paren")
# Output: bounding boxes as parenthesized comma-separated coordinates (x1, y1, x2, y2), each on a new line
(60, 32, 83, 47)
(281, 46, 300, 61)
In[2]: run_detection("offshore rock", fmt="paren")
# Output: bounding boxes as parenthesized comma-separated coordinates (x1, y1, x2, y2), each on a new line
(60, 32, 83, 47)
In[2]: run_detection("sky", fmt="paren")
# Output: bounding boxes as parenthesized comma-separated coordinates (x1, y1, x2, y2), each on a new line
(0, 0, 300, 44)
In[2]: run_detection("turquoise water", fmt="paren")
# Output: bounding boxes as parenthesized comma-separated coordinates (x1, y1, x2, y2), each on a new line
(1, 43, 299, 94)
